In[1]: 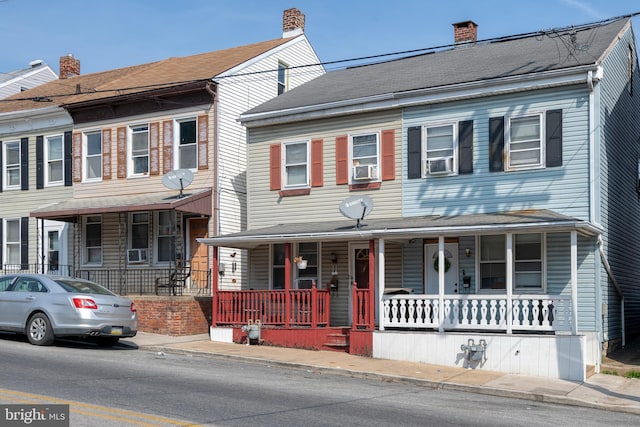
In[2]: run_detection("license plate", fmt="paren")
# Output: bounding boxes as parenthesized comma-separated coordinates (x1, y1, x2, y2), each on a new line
(110, 327, 123, 335)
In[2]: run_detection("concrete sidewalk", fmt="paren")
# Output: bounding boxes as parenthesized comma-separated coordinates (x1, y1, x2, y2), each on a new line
(122, 332, 640, 415)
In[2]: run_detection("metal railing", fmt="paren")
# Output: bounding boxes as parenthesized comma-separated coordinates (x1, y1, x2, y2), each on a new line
(0, 263, 211, 296)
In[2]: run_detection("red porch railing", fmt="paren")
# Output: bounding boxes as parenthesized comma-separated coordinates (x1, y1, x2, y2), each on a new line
(214, 285, 330, 327)
(352, 283, 372, 329)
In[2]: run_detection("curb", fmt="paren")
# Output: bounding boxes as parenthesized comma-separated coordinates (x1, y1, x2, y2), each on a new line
(139, 344, 640, 416)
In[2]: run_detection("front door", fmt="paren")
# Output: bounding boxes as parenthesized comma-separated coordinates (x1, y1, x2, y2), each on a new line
(425, 243, 459, 294)
(188, 218, 209, 290)
(354, 248, 370, 289)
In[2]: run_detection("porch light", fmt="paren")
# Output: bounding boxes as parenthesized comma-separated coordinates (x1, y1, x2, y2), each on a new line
(465, 248, 472, 257)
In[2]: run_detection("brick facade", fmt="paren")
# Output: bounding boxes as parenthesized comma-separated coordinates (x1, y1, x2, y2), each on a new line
(133, 296, 212, 336)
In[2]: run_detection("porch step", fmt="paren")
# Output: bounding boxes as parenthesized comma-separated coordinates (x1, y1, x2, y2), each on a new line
(323, 333, 349, 352)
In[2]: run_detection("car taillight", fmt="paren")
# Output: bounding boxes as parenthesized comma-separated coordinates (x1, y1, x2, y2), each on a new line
(73, 297, 98, 310)
(130, 302, 137, 312)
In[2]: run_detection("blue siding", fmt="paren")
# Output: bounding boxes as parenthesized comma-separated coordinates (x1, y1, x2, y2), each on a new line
(402, 88, 591, 219)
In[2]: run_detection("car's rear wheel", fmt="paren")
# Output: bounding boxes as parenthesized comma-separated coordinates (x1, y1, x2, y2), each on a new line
(27, 313, 55, 346)
(96, 337, 120, 347)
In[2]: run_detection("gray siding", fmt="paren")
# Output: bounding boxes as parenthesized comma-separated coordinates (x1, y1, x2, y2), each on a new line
(597, 25, 640, 340)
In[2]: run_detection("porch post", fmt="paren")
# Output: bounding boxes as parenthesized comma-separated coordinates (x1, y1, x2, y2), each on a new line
(378, 238, 385, 331)
(571, 231, 578, 334)
(438, 236, 445, 332)
(368, 239, 375, 329)
(506, 233, 513, 334)
(285, 242, 291, 328)
(211, 246, 219, 327)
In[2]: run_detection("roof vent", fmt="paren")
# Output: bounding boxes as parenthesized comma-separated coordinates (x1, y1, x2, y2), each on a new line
(28, 59, 43, 68)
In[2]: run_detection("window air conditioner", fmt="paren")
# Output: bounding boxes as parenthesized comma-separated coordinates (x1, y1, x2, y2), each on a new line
(428, 157, 454, 175)
(127, 248, 148, 263)
(353, 164, 376, 180)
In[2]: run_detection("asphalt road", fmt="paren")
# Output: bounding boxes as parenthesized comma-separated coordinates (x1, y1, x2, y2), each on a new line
(0, 333, 639, 427)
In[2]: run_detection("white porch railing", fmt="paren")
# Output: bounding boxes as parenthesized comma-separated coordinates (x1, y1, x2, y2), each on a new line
(381, 294, 573, 333)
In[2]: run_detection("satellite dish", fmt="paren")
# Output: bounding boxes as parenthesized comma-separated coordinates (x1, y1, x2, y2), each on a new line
(339, 195, 373, 228)
(162, 169, 194, 198)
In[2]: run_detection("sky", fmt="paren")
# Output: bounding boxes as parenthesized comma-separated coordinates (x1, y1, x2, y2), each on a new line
(1, 0, 639, 76)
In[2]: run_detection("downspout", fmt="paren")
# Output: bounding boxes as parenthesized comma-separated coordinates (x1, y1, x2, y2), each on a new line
(598, 235, 625, 347)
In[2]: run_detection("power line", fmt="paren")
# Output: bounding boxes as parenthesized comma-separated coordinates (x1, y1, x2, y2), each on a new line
(2, 12, 639, 104)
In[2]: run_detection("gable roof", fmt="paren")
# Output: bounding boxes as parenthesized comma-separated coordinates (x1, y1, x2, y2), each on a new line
(0, 63, 58, 100)
(242, 18, 629, 122)
(0, 36, 297, 114)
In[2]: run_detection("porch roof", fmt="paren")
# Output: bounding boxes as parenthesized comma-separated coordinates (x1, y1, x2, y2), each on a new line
(199, 209, 602, 249)
(30, 188, 212, 220)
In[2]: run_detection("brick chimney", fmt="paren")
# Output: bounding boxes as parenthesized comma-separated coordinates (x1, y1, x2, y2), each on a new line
(453, 21, 478, 45)
(59, 54, 80, 79)
(282, 8, 305, 38)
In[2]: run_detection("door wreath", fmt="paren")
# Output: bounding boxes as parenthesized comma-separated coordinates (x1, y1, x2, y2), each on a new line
(433, 254, 451, 272)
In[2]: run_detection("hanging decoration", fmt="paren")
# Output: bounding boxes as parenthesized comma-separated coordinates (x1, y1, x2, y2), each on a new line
(433, 254, 451, 273)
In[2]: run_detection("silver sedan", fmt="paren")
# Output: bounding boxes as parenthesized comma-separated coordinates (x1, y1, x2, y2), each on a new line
(0, 274, 137, 346)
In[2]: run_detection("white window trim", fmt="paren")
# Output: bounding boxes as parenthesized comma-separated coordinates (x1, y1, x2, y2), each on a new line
(83, 215, 103, 267)
(294, 242, 319, 289)
(128, 212, 150, 266)
(3, 140, 21, 190)
(173, 117, 198, 171)
(128, 124, 150, 178)
(3, 218, 21, 266)
(422, 121, 458, 177)
(277, 60, 289, 95)
(476, 233, 546, 293)
(281, 140, 310, 189)
(349, 130, 381, 184)
(45, 134, 64, 187)
(82, 130, 102, 182)
(153, 210, 176, 265)
(505, 112, 545, 171)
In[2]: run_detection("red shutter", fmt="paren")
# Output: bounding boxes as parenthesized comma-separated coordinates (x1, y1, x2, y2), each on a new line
(381, 129, 395, 181)
(311, 139, 323, 187)
(102, 129, 112, 180)
(72, 132, 82, 182)
(149, 122, 160, 175)
(335, 135, 348, 185)
(163, 120, 173, 173)
(270, 144, 282, 191)
(198, 114, 209, 170)
(117, 127, 126, 179)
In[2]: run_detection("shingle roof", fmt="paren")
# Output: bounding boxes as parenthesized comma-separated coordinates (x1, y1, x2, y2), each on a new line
(244, 18, 629, 117)
(0, 37, 295, 114)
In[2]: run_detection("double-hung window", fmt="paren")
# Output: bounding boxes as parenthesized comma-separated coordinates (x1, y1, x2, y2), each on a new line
(351, 132, 379, 182)
(295, 242, 318, 289)
(272, 244, 286, 290)
(128, 212, 149, 264)
(84, 215, 102, 265)
(424, 123, 456, 175)
(4, 219, 21, 265)
(84, 131, 102, 181)
(129, 125, 149, 176)
(176, 118, 197, 170)
(277, 61, 288, 95)
(479, 233, 544, 291)
(156, 211, 176, 263)
(4, 141, 20, 189)
(507, 114, 543, 170)
(283, 141, 309, 188)
(46, 135, 64, 185)
(514, 234, 543, 289)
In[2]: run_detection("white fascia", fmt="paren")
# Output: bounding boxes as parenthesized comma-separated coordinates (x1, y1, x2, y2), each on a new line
(0, 106, 72, 136)
(241, 64, 600, 128)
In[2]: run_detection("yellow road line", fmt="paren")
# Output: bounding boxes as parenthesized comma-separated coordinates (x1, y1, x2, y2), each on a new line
(0, 388, 203, 427)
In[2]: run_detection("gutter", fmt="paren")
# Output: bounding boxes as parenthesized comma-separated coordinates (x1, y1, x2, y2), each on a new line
(240, 64, 600, 127)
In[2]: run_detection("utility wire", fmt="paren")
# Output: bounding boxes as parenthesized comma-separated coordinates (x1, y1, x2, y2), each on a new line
(1, 12, 639, 104)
